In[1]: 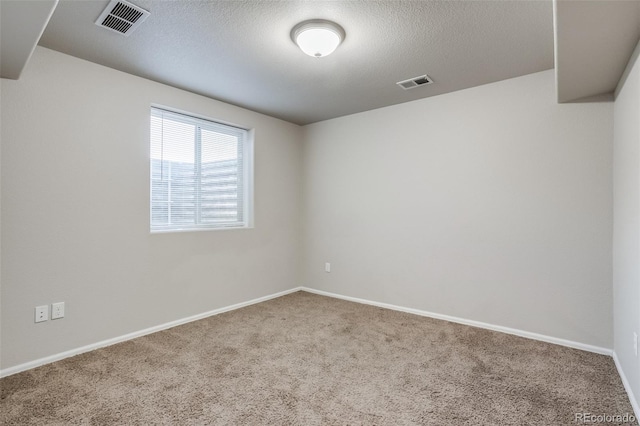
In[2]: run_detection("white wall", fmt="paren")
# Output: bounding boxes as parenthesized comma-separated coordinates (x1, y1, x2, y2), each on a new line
(0, 47, 621, 374)
(613, 40, 640, 412)
(0, 47, 303, 369)
(302, 70, 613, 349)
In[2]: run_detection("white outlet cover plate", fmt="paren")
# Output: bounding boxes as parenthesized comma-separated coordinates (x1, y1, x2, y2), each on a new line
(35, 305, 49, 323)
(51, 302, 65, 319)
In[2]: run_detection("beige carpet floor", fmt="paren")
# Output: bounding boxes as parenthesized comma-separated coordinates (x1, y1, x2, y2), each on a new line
(1, 291, 637, 425)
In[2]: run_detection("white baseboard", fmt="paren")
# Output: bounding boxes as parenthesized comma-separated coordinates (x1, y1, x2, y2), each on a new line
(613, 351, 640, 419)
(0, 287, 304, 378)
(3, 285, 635, 420)
(300, 287, 613, 356)
(0, 285, 615, 379)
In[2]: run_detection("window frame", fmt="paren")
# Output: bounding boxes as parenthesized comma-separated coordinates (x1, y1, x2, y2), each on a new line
(149, 106, 254, 234)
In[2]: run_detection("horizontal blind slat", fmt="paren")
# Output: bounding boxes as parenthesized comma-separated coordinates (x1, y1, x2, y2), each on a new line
(150, 107, 248, 231)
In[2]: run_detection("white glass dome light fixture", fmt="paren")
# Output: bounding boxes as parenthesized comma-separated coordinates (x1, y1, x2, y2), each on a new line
(291, 19, 345, 58)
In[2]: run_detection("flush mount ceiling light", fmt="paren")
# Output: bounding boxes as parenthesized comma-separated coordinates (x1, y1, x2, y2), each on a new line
(291, 19, 345, 58)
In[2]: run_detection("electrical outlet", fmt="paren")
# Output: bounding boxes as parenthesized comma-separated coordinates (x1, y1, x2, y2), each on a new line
(35, 305, 48, 323)
(634, 332, 638, 357)
(51, 302, 65, 320)
(325, 262, 331, 273)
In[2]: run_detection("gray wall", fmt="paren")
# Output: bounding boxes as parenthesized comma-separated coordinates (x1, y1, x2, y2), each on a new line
(0, 48, 624, 380)
(301, 70, 614, 349)
(613, 40, 640, 412)
(0, 47, 303, 369)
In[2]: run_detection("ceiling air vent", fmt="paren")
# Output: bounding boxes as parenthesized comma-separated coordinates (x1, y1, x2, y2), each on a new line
(95, 0, 150, 36)
(396, 75, 433, 90)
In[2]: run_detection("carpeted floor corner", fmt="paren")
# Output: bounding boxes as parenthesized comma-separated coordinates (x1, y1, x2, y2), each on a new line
(1, 291, 637, 425)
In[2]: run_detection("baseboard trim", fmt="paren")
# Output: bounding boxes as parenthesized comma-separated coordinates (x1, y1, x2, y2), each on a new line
(300, 287, 613, 356)
(1, 285, 614, 378)
(0, 287, 304, 378)
(613, 351, 640, 419)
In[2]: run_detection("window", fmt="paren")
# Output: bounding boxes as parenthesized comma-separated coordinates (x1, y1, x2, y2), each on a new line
(150, 107, 252, 232)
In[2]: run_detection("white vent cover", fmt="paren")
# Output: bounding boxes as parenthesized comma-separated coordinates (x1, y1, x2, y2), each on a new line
(396, 75, 433, 90)
(95, 0, 149, 36)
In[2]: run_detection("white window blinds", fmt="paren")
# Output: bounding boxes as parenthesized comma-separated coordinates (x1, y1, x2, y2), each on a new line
(150, 108, 251, 232)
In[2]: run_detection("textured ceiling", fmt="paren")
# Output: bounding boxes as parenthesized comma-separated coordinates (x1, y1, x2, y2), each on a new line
(39, 0, 554, 125)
